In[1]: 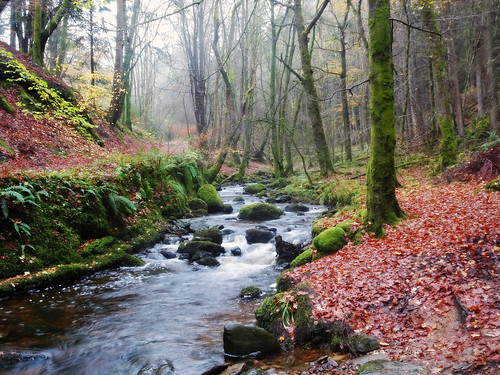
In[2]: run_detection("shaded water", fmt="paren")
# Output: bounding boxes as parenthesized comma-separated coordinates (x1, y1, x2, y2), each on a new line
(0, 186, 325, 375)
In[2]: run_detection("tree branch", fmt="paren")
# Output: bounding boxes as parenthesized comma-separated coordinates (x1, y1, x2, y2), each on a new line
(277, 55, 304, 83)
(389, 17, 441, 38)
(321, 79, 369, 101)
(305, 0, 330, 36)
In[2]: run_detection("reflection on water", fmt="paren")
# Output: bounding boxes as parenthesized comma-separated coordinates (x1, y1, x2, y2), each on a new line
(0, 185, 324, 374)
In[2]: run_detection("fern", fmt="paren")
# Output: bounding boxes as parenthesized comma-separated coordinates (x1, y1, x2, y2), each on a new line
(108, 193, 137, 217)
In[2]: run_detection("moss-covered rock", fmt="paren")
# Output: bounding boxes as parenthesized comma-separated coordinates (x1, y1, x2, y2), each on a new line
(356, 360, 430, 375)
(290, 248, 313, 267)
(312, 226, 346, 257)
(311, 220, 327, 237)
(276, 270, 296, 293)
(197, 184, 224, 213)
(255, 285, 336, 348)
(177, 240, 225, 259)
(240, 286, 262, 298)
(348, 333, 380, 354)
(238, 203, 283, 221)
(244, 183, 267, 194)
(223, 323, 281, 357)
(193, 227, 223, 245)
(80, 236, 115, 257)
(188, 198, 208, 213)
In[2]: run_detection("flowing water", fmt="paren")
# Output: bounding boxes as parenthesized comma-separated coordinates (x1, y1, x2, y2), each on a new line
(0, 185, 325, 375)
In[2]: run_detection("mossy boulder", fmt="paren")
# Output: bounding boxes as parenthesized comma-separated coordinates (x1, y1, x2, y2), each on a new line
(193, 227, 223, 245)
(238, 203, 283, 221)
(223, 323, 281, 357)
(356, 360, 430, 375)
(188, 198, 208, 215)
(177, 240, 225, 259)
(276, 270, 297, 292)
(192, 252, 220, 267)
(197, 184, 224, 213)
(290, 248, 313, 268)
(348, 333, 380, 354)
(312, 226, 346, 257)
(244, 183, 267, 194)
(255, 285, 335, 348)
(240, 286, 262, 298)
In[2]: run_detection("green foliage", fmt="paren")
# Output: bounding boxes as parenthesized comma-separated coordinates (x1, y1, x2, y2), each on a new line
(485, 178, 500, 191)
(0, 153, 203, 284)
(0, 48, 96, 140)
(290, 248, 313, 267)
(107, 193, 137, 217)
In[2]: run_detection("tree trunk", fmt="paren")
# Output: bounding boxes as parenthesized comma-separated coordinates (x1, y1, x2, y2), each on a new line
(421, 4, 457, 168)
(0, 0, 9, 14)
(366, 0, 404, 235)
(107, 0, 126, 126)
(293, 0, 334, 176)
(446, 36, 464, 137)
(31, 0, 43, 65)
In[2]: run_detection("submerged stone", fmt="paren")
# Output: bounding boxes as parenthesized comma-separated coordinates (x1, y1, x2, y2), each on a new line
(245, 228, 275, 244)
(223, 323, 281, 357)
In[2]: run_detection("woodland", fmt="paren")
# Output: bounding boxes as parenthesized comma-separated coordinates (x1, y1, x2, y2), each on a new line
(0, 0, 499, 374)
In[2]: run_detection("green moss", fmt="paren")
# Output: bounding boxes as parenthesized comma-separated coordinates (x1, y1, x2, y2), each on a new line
(193, 227, 223, 245)
(240, 285, 262, 298)
(276, 270, 296, 292)
(0, 153, 202, 291)
(244, 183, 267, 194)
(0, 93, 14, 114)
(485, 178, 500, 191)
(356, 360, 386, 374)
(290, 248, 312, 267)
(238, 203, 283, 221)
(312, 226, 346, 256)
(188, 198, 208, 212)
(197, 184, 224, 213)
(80, 236, 115, 257)
(312, 220, 327, 237)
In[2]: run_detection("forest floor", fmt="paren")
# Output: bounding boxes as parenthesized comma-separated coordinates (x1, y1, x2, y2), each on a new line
(288, 161, 499, 374)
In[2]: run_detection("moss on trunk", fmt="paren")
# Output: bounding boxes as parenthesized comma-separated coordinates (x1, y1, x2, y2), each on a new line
(366, 0, 404, 234)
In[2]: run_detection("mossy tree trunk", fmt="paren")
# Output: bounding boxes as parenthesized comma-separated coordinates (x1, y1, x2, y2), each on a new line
(421, 4, 457, 169)
(366, 0, 404, 234)
(293, 0, 334, 177)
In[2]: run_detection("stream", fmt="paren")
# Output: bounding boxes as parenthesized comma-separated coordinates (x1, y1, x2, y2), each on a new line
(0, 185, 325, 375)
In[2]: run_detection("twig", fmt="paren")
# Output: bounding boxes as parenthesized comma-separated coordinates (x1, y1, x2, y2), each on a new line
(389, 18, 442, 38)
(321, 79, 369, 101)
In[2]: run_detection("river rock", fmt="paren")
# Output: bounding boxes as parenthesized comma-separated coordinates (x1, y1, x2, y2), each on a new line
(193, 227, 223, 245)
(198, 184, 225, 213)
(245, 228, 275, 244)
(223, 323, 281, 357)
(284, 203, 309, 213)
(177, 241, 225, 259)
(0, 351, 50, 366)
(275, 235, 306, 268)
(238, 203, 283, 221)
(349, 333, 380, 354)
(193, 253, 221, 267)
(223, 204, 234, 214)
(355, 360, 430, 375)
(138, 358, 175, 375)
(229, 246, 242, 256)
(160, 250, 176, 259)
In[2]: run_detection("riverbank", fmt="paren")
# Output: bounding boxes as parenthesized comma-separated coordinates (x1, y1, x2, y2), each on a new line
(0, 153, 208, 295)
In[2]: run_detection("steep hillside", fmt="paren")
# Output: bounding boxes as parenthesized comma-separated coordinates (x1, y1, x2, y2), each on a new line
(0, 42, 154, 176)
